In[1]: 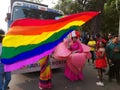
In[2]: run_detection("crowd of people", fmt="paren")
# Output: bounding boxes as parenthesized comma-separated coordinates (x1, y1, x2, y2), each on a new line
(0, 30, 120, 90)
(80, 31, 120, 86)
(53, 30, 120, 88)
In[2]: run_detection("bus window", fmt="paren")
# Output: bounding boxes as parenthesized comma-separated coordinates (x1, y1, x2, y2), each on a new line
(12, 6, 62, 21)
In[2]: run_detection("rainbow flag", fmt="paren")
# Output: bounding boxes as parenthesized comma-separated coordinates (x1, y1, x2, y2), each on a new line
(1, 11, 99, 72)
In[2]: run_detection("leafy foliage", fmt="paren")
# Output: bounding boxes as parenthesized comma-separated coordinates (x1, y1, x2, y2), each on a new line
(102, 0, 119, 33)
(54, 0, 119, 34)
(55, 0, 83, 14)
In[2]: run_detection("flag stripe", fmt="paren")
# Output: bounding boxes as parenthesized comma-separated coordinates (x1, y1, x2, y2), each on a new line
(2, 28, 76, 59)
(3, 21, 85, 47)
(2, 30, 72, 64)
(4, 48, 54, 72)
(11, 12, 97, 27)
(8, 17, 89, 35)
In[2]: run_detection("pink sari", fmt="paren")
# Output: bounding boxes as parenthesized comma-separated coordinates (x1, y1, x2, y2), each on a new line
(53, 39, 91, 81)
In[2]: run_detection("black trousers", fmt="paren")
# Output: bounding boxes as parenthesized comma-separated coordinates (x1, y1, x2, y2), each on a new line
(109, 59, 120, 82)
(88, 51, 95, 64)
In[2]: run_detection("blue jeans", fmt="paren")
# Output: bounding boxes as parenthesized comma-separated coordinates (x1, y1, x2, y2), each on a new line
(0, 63, 11, 90)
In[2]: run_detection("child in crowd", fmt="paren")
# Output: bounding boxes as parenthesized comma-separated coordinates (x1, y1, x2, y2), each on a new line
(95, 41, 107, 86)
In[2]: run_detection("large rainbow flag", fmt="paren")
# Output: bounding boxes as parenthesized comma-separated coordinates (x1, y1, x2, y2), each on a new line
(1, 11, 99, 72)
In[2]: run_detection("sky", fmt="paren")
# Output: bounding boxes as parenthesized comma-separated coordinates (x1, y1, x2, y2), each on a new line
(0, 0, 58, 32)
(0, 0, 10, 32)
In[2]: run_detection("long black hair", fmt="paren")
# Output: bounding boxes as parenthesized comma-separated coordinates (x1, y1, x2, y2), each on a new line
(0, 30, 5, 43)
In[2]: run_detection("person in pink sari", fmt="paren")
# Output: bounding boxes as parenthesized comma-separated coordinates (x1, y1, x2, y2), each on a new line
(53, 31, 91, 81)
(64, 36, 84, 81)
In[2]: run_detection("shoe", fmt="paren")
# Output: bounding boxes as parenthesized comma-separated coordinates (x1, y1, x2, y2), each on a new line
(96, 81, 104, 87)
(39, 87, 43, 90)
(7, 86, 10, 89)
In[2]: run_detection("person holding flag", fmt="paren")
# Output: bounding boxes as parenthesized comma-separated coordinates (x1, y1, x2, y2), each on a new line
(0, 30, 11, 90)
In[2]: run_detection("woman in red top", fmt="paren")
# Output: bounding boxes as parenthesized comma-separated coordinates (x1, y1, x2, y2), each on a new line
(95, 41, 107, 86)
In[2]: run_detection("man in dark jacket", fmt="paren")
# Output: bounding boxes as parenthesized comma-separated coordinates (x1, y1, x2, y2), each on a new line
(106, 35, 120, 83)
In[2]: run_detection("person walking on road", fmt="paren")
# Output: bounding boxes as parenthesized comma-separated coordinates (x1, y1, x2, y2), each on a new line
(0, 30, 11, 90)
(106, 35, 120, 83)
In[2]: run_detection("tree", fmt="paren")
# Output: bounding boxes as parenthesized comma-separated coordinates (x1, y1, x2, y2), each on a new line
(29, 0, 43, 3)
(54, 0, 119, 35)
(102, 0, 119, 34)
(55, 0, 83, 14)
(116, 0, 120, 37)
(77, 0, 88, 11)
(84, 0, 107, 34)
(54, 0, 86, 31)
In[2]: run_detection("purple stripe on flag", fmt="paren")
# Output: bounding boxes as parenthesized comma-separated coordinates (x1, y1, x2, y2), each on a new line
(4, 48, 54, 72)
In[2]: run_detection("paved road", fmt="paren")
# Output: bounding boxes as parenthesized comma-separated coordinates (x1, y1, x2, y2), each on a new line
(9, 63, 120, 90)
